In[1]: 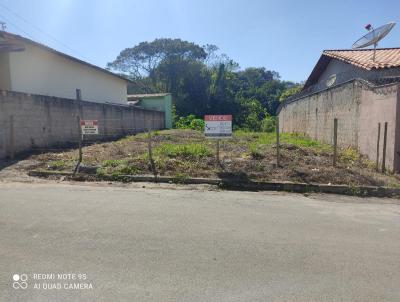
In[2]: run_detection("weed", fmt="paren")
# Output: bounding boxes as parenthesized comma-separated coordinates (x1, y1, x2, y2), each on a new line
(172, 173, 189, 183)
(96, 167, 106, 177)
(339, 147, 360, 164)
(102, 159, 125, 167)
(248, 143, 264, 159)
(115, 165, 139, 175)
(48, 160, 66, 170)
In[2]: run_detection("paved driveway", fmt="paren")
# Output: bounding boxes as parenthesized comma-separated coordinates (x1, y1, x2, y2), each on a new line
(1, 182, 399, 301)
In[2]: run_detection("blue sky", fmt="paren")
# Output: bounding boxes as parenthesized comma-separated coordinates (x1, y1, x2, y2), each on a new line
(0, 0, 399, 82)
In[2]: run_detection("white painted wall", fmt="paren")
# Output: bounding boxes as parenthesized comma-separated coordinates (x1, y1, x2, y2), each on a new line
(8, 42, 127, 104)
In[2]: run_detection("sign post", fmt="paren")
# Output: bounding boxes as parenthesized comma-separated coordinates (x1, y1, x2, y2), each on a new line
(204, 115, 232, 165)
(74, 120, 99, 175)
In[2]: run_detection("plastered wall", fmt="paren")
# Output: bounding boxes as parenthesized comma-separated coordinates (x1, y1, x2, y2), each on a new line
(0, 90, 164, 158)
(279, 80, 399, 172)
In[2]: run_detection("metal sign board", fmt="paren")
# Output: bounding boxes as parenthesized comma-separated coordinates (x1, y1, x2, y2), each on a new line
(204, 115, 232, 138)
(80, 120, 98, 135)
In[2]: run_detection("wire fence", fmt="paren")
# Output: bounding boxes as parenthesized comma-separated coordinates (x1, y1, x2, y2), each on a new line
(0, 114, 391, 174)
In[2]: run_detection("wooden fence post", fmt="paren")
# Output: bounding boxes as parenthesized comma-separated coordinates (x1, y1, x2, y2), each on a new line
(147, 131, 157, 180)
(382, 122, 388, 173)
(276, 117, 280, 167)
(376, 123, 381, 171)
(74, 116, 83, 175)
(9, 115, 14, 160)
(216, 139, 220, 165)
(333, 118, 338, 167)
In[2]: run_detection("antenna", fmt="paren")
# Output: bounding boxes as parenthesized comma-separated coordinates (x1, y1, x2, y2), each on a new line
(0, 21, 6, 31)
(352, 22, 396, 61)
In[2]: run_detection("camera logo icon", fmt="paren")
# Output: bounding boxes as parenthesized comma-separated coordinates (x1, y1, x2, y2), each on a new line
(12, 274, 28, 289)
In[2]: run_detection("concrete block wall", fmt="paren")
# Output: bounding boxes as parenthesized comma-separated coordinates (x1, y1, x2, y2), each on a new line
(358, 83, 400, 172)
(279, 81, 360, 147)
(0, 90, 164, 159)
(278, 80, 400, 172)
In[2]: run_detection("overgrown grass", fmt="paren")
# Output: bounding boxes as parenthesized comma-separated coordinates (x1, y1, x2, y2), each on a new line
(235, 131, 331, 154)
(339, 147, 359, 163)
(48, 160, 67, 170)
(34, 129, 400, 187)
(155, 143, 212, 159)
(102, 159, 126, 167)
(99, 159, 139, 176)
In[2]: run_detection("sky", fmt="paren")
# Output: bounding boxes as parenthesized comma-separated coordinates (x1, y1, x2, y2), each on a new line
(0, 0, 399, 82)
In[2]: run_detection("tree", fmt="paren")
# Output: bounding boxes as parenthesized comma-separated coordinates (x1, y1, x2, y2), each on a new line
(279, 85, 303, 102)
(107, 38, 207, 84)
(108, 38, 300, 131)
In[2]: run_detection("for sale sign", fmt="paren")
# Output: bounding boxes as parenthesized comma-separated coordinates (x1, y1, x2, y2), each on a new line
(80, 120, 98, 135)
(204, 115, 232, 138)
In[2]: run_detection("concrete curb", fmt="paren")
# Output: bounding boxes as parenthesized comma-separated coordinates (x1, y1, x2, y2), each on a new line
(28, 170, 400, 198)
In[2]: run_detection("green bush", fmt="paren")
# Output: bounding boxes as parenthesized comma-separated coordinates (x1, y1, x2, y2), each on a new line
(175, 115, 205, 131)
(261, 116, 276, 133)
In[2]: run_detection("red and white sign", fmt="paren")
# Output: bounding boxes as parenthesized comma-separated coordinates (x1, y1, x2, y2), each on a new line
(80, 120, 98, 135)
(204, 115, 232, 138)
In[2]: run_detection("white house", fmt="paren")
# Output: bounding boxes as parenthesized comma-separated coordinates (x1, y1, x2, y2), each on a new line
(0, 31, 129, 104)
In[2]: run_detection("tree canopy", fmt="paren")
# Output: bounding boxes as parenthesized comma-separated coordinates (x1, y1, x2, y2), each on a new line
(108, 38, 300, 130)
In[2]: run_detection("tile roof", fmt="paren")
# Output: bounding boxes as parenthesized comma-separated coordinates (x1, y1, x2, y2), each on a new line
(323, 48, 400, 70)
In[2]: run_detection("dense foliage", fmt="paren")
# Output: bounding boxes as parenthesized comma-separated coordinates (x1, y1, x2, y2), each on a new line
(108, 38, 301, 130)
(174, 115, 205, 131)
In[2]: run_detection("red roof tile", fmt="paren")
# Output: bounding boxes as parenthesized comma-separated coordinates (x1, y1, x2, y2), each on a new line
(323, 48, 400, 70)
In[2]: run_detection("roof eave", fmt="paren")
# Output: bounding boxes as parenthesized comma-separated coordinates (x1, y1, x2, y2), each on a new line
(0, 30, 132, 83)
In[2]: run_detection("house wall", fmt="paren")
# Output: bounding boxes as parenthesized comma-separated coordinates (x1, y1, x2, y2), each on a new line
(278, 80, 400, 172)
(0, 52, 11, 90)
(137, 94, 173, 128)
(358, 84, 400, 171)
(316, 59, 400, 90)
(0, 90, 165, 159)
(7, 42, 127, 104)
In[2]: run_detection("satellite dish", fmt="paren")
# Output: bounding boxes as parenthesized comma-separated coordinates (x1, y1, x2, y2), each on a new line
(352, 22, 396, 61)
(0, 32, 25, 52)
(326, 74, 337, 87)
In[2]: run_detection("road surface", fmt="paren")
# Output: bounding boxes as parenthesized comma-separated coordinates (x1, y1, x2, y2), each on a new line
(0, 182, 399, 301)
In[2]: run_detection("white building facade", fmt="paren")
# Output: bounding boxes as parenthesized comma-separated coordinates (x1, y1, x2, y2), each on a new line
(0, 31, 128, 104)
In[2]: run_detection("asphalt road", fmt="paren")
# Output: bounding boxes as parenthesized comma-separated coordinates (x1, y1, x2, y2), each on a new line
(0, 182, 400, 302)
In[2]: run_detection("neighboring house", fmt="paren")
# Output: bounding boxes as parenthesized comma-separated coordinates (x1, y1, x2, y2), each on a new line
(0, 31, 129, 104)
(302, 48, 400, 93)
(127, 93, 172, 129)
(278, 48, 400, 172)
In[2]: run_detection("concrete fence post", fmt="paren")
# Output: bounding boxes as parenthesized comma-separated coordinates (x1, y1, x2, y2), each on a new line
(9, 115, 14, 159)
